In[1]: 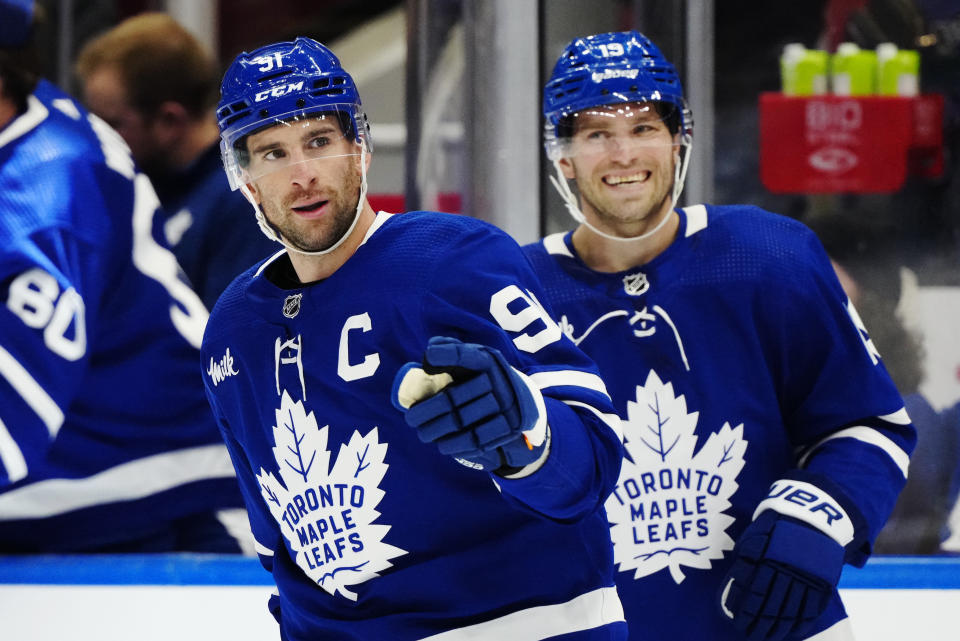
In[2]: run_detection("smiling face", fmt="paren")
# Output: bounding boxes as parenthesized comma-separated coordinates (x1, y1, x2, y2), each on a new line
(560, 101, 678, 237)
(242, 114, 364, 253)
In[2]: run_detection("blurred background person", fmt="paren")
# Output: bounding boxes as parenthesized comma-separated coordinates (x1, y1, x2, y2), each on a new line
(811, 215, 960, 555)
(75, 12, 277, 309)
(0, 0, 251, 553)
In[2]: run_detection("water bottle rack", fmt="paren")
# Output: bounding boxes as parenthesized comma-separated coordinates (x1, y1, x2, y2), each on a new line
(758, 92, 944, 194)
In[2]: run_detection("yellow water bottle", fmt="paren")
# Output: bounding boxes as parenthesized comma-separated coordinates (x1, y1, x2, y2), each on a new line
(780, 43, 828, 96)
(831, 42, 877, 96)
(876, 42, 920, 96)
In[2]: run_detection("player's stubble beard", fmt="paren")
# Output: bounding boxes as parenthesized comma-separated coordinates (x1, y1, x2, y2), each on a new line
(259, 156, 364, 254)
(577, 154, 675, 238)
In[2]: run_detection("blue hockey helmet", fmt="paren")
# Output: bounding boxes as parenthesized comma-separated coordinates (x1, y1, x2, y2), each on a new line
(216, 37, 371, 190)
(543, 30, 692, 160)
(0, 0, 34, 48)
(543, 31, 694, 241)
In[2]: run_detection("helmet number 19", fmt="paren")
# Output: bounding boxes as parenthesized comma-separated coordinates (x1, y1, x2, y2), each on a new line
(597, 42, 624, 57)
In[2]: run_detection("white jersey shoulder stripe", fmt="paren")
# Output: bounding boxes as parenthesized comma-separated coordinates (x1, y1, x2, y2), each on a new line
(0, 444, 236, 520)
(542, 232, 574, 258)
(417, 585, 624, 641)
(682, 204, 708, 237)
(359, 211, 395, 246)
(0, 94, 48, 148)
(0, 345, 64, 437)
(798, 424, 910, 479)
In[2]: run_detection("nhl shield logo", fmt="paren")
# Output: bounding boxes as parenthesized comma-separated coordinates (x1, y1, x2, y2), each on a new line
(282, 294, 302, 318)
(623, 272, 649, 296)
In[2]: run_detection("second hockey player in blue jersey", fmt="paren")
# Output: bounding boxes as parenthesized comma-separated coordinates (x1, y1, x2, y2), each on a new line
(524, 31, 917, 641)
(0, 1, 248, 553)
(201, 37, 627, 640)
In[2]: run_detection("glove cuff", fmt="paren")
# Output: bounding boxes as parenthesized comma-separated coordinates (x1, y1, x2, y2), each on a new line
(495, 424, 552, 479)
(511, 367, 547, 447)
(752, 472, 867, 559)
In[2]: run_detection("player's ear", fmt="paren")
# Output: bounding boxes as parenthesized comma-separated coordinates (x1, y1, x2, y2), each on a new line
(558, 156, 575, 180)
(242, 181, 261, 205)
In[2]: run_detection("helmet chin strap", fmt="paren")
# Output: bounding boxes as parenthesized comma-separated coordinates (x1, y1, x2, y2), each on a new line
(550, 140, 691, 243)
(242, 145, 369, 256)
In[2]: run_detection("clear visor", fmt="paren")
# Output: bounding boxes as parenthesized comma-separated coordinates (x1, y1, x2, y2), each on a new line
(544, 102, 685, 162)
(221, 107, 369, 190)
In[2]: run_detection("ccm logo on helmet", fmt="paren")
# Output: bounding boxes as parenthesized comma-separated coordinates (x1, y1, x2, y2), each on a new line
(255, 81, 304, 102)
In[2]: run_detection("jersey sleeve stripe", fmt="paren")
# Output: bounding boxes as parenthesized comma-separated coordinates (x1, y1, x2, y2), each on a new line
(798, 425, 910, 479)
(0, 443, 236, 519)
(417, 585, 624, 641)
(564, 400, 624, 441)
(254, 539, 274, 557)
(0, 417, 28, 483)
(529, 370, 610, 398)
(215, 508, 256, 556)
(0, 345, 64, 437)
(878, 408, 912, 425)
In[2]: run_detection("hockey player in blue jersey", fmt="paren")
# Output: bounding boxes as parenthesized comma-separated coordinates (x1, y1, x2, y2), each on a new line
(0, 0, 250, 552)
(201, 37, 627, 640)
(523, 31, 917, 641)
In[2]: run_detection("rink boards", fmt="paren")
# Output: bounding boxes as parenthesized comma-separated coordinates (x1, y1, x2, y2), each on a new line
(0, 555, 956, 640)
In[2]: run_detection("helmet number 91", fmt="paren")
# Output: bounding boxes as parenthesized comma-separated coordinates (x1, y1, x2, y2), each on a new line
(255, 52, 285, 72)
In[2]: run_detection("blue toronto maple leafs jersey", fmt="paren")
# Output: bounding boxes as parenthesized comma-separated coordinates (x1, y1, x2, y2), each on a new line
(523, 205, 916, 641)
(202, 211, 627, 641)
(0, 80, 245, 550)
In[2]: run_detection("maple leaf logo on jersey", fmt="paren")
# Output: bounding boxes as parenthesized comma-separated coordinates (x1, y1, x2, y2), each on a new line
(606, 370, 747, 584)
(257, 391, 407, 601)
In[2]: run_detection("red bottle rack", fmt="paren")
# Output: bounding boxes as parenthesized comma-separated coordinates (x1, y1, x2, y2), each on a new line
(759, 92, 944, 194)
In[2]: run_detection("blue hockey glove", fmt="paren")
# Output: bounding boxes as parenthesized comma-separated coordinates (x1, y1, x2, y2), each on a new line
(719, 510, 846, 641)
(391, 336, 548, 474)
